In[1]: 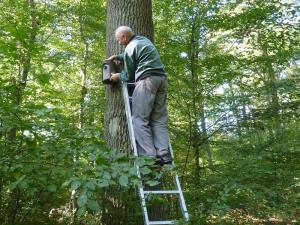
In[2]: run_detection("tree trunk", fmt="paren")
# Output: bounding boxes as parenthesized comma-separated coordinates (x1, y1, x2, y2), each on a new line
(189, 16, 201, 173)
(69, 11, 91, 222)
(199, 101, 213, 167)
(8, 0, 36, 141)
(79, 42, 89, 128)
(258, 33, 282, 137)
(6, 1, 37, 223)
(105, 0, 154, 153)
(7, 190, 21, 225)
(188, 3, 213, 171)
(189, 10, 213, 172)
(103, 1, 154, 224)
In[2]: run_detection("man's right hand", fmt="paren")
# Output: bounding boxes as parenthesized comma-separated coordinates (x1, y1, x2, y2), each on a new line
(107, 55, 117, 61)
(110, 73, 120, 82)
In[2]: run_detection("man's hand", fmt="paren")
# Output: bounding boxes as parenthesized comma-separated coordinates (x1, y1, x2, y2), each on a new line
(107, 55, 117, 61)
(110, 73, 120, 82)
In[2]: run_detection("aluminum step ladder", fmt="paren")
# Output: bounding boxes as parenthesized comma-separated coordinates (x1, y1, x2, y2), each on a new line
(121, 81, 189, 225)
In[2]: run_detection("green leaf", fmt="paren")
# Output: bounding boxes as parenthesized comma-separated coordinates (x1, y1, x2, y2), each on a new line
(129, 167, 137, 175)
(88, 154, 96, 161)
(87, 200, 100, 212)
(140, 167, 152, 175)
(35, 72, 50, 85)
(62, 180, 71, 187)
(146, 180, 160, 187)
(18, 179, 28, 190)
(111, 171, 118, 178)
(135, 158, 146, 167)
(76, 206, 86, 217)
(71, 180, 81, 190)
(8, 183, 17, 190)
(119, 174, 129, 187)
(98, 179, 109, 188)
(34, 108, 51, 116)
(102, 172, 111, 180)
(85, 181, 96, 190)
(47, 184, 57, 192)
(8, 175, 26, 190)
(77, 192, 87, 207)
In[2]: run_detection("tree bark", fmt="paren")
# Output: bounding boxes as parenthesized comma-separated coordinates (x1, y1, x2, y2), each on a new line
(199, 101, 213, 167)
(189, 16, 201, 173)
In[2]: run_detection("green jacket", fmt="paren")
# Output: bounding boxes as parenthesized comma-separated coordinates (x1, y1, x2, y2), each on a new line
(116, 35, 165, 82)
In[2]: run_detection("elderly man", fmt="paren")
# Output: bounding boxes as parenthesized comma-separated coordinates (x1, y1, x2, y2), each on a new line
(108, 26, 172, 165)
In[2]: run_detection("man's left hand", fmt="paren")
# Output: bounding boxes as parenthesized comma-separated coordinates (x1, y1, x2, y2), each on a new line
(110, 73, 120, 82)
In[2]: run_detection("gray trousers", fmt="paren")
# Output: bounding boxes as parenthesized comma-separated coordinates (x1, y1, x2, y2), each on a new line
(132, 75, 170, 157)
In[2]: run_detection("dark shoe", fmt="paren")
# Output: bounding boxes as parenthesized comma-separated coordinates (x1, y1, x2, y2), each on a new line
(160, 155, 172, 164)
(157, 150, 173, 165)
(140, 155, 163, 166)
(155, 156, 164, 166)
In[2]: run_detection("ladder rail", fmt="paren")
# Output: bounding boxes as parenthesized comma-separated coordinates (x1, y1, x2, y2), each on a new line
(149, 221, 176, 225)
(122, 82, 138, 158)
(122, 82, 151, 225)
(169, 141, 189, 221)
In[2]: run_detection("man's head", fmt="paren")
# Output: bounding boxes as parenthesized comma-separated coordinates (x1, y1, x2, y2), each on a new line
(115, 26, 134, 45)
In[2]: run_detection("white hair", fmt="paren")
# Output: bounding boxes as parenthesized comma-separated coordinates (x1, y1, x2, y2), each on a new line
(115, 26, 134, 37)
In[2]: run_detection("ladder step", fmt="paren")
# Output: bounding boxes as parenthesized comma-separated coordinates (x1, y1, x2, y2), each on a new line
(149, 221, 176, 225)
(144, 190, 180, 194)
(127, 82, 136, 87)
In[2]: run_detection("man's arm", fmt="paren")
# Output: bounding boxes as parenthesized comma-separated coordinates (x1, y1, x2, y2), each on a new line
(107, 53, 124, 61)
(110, 71, 128, 82)
(116, 53, 124, 61)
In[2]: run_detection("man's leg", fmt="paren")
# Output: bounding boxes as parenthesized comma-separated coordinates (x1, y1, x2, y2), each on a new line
(150, 76, 172, 163)
(132, 77, 159, 157)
